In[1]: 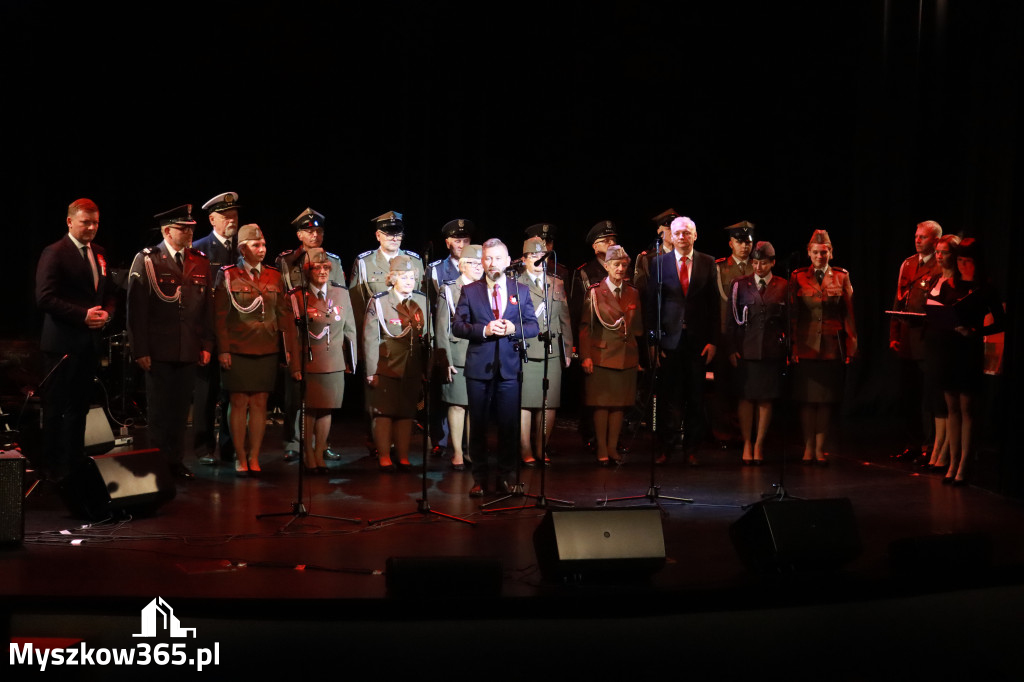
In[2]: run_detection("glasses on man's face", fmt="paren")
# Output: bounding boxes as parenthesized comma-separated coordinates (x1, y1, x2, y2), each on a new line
(171, 225, 194, 232)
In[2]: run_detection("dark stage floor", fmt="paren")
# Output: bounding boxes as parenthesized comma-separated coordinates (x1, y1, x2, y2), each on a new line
(4, 411, 1023, 680)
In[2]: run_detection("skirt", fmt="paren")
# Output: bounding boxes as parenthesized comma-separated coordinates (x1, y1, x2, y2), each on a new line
(440, 367, 469, 406)
(791, 359, 844, 404)
(305, 371, 345, 410)
(584, 365, 637, 408)
(221, 353, 278, 393)
(521, 357, 563, 408)
(735, 359, 784, 401)
(368, 375, 421, 418)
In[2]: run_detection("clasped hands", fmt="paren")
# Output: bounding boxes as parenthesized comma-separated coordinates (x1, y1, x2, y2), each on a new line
(484, 319, 516, 337)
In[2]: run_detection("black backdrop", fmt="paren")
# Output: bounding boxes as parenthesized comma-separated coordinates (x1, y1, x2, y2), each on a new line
(5, 1, 1019, 483)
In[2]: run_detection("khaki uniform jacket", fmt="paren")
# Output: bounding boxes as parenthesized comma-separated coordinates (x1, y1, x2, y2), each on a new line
(348, 248, 424, 331)
(363, 289, 428, 380)
(579, 280, 643, 370)
(716, 255, 753, 334)
(127, 243, 213, 362)
(725, 274, 788, 360)
(789, 266, 857, 361)
(518, 271, 572, 361)
(435, 278, 469, 369)
(276, 247, 345, 291)
(214, 259, 299, 371)
(889, 253, 942, 360)
(289, 283, 357, 374)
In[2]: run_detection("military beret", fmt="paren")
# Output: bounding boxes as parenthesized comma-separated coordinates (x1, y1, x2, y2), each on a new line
(390, 254, 417, 272)
(302, 247, 332, 270)
(604, 244, 629, 262)
(237, 224, 265, 242)
(751, 241, 776, 260)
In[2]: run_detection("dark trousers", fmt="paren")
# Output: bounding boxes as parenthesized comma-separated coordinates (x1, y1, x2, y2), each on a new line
(655, 333, 709, 454)
(193, 362, 233, 460)
(147, 361, 197, 466)
(467, 376, 520, 485)
(41, 349, 96, 479)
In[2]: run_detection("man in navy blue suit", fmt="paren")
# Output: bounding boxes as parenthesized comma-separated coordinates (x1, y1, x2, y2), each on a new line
(453, 238, 539, 497)
(645, 216, 720, 465)
(35, 198, 117, 480)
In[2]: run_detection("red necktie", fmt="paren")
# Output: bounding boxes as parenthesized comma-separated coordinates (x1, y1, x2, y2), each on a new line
(678, 256, 689, 295)
(491, 284, 501, 319)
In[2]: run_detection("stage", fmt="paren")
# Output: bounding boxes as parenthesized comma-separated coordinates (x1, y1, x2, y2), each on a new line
(4, 412, 1023, 680)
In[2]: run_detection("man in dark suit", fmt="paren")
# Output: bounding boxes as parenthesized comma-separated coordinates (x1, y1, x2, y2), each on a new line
(645, 216, 720, 465)
(127, 205, 213, 478)
(453, 238, 539, 497)
(34, 198, 117, 480)
(191, 191, 239, 466)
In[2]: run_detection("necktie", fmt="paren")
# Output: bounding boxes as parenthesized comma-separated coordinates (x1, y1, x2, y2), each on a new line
(251, 267, 259, 280)
(175, 252, 183, 270)
(82, 245, 99, 289)
(758, 278, 766, 293)
(491, 284, 501, 319)
(739, 261, 749, 277)
(678, 256, 689, 295)
(815, 270, 824, 285)
(317, 290, 325, 302)
(614, 286, 621, 300)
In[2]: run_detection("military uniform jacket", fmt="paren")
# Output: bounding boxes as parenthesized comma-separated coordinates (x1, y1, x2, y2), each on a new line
(716, 255, 753, 334)
(435, 278, 470, 368)
(276, 247, 345, 291)
(214, 259, 299, 370)
(518, 271, 572, 361)
(570, 258, 611, 335)
(789, 265, 857, 361)
(427, 256, 460, 301)
(889, 253, 942, 360)
(127, 243, 213, 362)
(363, 289, 428, 380)
(192, 232, 235, 269)
(632, 241, 671, 297)
(290, 283, 357, 374)
(579, 280, 643, 370)
(725, 274, 788, 361)
(348, 248, 424, 329)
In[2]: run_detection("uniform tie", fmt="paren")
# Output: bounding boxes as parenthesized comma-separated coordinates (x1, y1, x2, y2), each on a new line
(318, 290, 325, 302)
(251, 267, 259, 280)
(175, 251, 184, 270)
(614, 286, 622, 300)
(758, 278, 766, 293)
(815, 269, 824, 285)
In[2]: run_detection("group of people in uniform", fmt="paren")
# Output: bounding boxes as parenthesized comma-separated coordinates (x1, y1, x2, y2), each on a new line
(35, 196, 1002, 495)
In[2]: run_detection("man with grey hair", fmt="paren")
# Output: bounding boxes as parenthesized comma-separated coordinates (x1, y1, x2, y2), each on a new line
(889, 219, 943, 461)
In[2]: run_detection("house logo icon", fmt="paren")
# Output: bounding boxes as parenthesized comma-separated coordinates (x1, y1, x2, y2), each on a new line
(132, 597, 197, 638)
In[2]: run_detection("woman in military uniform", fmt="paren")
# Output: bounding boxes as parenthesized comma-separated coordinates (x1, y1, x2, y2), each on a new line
(518, 237, 572, 466)
(363, 255, 428, 471)
(289, 249, 357, 474)
(725, 241, 787, 465)
(434, 245, 483, 470)
(788, 230, 857, 465)
(214, 224, 300, 475)
(579, 246, 643, 465)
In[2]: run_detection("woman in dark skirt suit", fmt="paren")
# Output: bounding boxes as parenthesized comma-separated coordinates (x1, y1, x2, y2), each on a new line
(517, 237, 573, 466)
(434, 244, 483, 470)
(788, 229, 857, 465)
(289, 248, 357, 474)
(579, 245, 643, 465)
(929, 238, 1005, 485)
(215, 224, 300, 475)
(363, 255, 428, 471)
(725, 241, 787, 465)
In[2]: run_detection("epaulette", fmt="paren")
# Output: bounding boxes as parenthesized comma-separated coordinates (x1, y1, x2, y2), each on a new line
(220, 264, 236, 271)
(357, 250, 374, 259)
(792, 265, 811, 273)
(588, 282, 603, 290)
(403, 250, 423, 261)
(325, 250, 340, 260)
(286, 285, 301, 295)
(189, 247, 206, 257)
(831, 266, 848, 274)
(264, 264, 280, 272)
(427, 259, 444, 268)
(329, 280, 348, 289)
(277, 248, 296, 259)
(550, 272, 564, 281)
(715, 256, 729, 264)
(412, 289, 427, 297)
(575, 262, 589, 272)
(441, 278, 459, 286)
(142, 246, 154, 255)
(371, 291, 389, 299)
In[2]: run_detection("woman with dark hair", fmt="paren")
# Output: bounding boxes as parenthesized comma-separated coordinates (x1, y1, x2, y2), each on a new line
(930, 238, 1005, 485)
(921, 234, 960, 472)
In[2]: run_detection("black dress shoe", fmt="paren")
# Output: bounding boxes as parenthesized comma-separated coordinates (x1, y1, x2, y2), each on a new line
(173, 464, 196, 479)
(469, 484, 485, 497)
(450, 462, 465, 471)
(520, 458, 537, 468)
(283, 450, 300, 463)
(324, 448, 342, 461)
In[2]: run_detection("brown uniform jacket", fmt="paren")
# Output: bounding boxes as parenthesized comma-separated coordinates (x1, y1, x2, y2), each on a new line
(579, 280, 643, 370)
(518, 271, 572, 361)
(363, 289, 428, 380)
(716, 255, 753, 334)
(289, 283, 357, 374)
(725, 274, 788, 360)
(889, 253, 942, 359)
(789, 265, 857, 361)
(214, 259, 299, 371)
(276, 247, 345, 292)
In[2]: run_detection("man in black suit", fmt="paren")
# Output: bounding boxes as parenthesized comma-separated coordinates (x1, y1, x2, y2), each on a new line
(645, 216, 720, 465)
(191, 191, 239, 465)
(34, 198, 117, 480)
(127, 205, 213, 478)
(453, 238, 539, 497)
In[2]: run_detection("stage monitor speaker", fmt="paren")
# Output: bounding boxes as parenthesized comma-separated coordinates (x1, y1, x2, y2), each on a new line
(59, 448, 175, 521)
(730, 498, 861, 572)
(84, 405, 116, 456)
(386, 556, 503, 598)
(533, 507, 666, 581)
(0, 451, 25, 546)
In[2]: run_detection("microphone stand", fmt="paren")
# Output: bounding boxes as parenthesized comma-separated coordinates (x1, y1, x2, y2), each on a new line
(258, 251, 360, 528)
(371, 241, 473, 526)
(599, 239, 693, 510)
(484, 252, 574, 512)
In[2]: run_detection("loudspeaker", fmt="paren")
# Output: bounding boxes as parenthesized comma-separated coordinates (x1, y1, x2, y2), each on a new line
(730, 498, 861, 572)
(59, 448, 175, 520)
(84, 405, 115, 456)
(386, 556, 503, 598)
(0, 451, 25, 546)
(533, 507, 666, 580)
